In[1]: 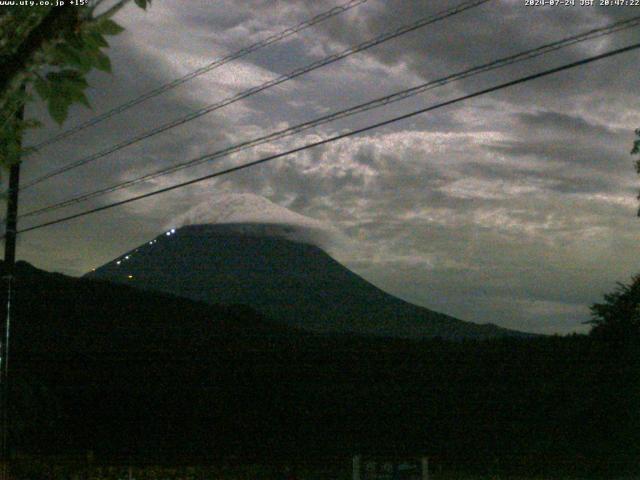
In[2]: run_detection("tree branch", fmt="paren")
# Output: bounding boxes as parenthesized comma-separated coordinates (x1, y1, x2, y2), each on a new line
(0, 7, 77, 97)
(93, 0, 132, 20)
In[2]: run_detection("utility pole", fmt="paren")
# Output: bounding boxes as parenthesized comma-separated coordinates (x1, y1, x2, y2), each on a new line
(1, 98, 23, 480)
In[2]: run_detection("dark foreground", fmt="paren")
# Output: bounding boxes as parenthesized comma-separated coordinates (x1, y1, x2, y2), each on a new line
(7, 457, 640, 480)
(0, 262, 638, 479)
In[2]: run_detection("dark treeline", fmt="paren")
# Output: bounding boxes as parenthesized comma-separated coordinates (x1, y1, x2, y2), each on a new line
(1, 261, 638, 478)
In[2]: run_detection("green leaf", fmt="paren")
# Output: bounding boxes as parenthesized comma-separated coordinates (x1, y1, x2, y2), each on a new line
(51, 44, 93, 73)
(76, 91, 91, 109)
(48, 96, 69, 125)
(47, 69, 83, 83)
(86, 31, 109, 49)
(43, 70, 92, 112)
(55, 69, 88, 89)
(65, 33, 85, 51)
(95, 18, 125, 36)
(33, 76, 49, 100)
(93, 50, 112, 73)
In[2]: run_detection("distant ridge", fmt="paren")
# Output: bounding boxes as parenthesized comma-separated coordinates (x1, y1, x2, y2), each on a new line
(86, 222, 529, 339)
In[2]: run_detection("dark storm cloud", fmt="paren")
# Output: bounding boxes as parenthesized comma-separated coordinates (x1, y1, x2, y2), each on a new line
(463, 157, 622, 195)
(300, 0, 640, 119)
(478, 109, 636, 196)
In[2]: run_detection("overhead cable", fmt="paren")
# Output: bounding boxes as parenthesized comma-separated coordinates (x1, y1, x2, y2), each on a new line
(20, 15, 640, 219)
(20, 0, 491, 190)
(16, 41, 640, 235)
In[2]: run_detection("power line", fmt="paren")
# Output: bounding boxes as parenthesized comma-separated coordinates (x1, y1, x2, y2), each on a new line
(19, 15, 640, 219)
(28, 0, 370, 152)
(16, 41, 640, 236)
(20, 0, 492, 191)
(22, 0, 489, 189)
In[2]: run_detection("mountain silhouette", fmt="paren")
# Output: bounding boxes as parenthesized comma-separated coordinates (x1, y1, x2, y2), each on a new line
(86, 221, 526, 339)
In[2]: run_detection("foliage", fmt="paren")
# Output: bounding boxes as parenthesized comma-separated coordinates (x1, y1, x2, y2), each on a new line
(0, 0, 151, 169)
(631, 128, 640, 215)
(588, 274, 640, 341)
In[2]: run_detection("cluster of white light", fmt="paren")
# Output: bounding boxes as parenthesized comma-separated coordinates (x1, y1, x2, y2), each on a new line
(117, 254, 131, 265)
(115, 229, 176, 267)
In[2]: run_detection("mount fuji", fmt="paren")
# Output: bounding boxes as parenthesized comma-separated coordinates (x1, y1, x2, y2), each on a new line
(86, 194, 525, 339)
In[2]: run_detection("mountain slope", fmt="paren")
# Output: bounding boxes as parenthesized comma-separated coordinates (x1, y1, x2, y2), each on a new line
(86, 223, 525, 339)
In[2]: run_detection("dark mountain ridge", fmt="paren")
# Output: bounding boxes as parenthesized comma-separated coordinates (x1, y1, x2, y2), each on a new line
(86, 223, 528, 339)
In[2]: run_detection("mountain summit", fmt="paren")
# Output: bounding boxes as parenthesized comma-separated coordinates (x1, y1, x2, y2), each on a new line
(86, 199, 524, 338)
(168, 193, 340, 248)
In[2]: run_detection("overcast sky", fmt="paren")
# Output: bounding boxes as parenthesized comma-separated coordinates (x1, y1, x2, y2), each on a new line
(10, 0, 640, 334)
